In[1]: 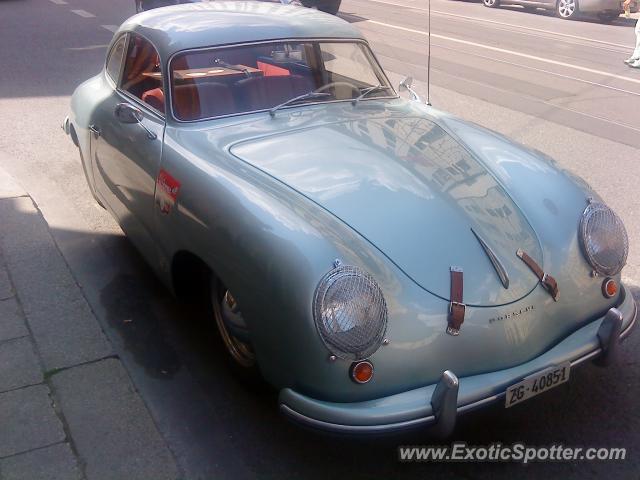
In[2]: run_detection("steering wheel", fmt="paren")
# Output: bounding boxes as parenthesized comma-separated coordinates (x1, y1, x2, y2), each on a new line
(314, 81, 361, 96)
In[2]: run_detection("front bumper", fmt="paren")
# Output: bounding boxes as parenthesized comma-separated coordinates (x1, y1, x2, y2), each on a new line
(279, 291, 637, 435)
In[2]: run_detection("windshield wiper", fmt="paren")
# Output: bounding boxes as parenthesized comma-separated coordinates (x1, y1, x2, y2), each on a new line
(269, 91, 331, 117)
(351, 85, 393, 106)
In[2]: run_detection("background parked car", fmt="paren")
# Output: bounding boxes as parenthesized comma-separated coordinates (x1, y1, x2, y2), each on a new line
(483, 0, 638, 22)
(135, 0, 342, 15)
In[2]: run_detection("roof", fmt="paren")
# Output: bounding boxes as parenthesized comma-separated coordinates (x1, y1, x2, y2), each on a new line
(118, 1, 365, 57)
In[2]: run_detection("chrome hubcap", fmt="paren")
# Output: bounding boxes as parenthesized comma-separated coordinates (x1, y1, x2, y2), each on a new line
(212, 284, 255, 368)
(558, 0, 575, 16)
(484, 0, 496, 5)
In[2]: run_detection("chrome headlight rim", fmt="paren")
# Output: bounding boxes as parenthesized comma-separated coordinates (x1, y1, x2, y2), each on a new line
(579, 201, 628, 277)
(313, 264, 388, 361)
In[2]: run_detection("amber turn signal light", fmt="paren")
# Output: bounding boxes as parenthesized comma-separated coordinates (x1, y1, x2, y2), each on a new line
(602, 278, 618, 298)
(350, 360, 374, 384)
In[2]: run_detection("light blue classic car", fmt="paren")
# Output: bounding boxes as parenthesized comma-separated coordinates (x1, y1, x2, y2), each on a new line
(64, 2, 635, 435)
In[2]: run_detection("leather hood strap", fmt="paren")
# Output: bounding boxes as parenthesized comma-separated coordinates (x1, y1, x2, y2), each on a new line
(447, 267, 465, 336)
(517, 249, 559, 301)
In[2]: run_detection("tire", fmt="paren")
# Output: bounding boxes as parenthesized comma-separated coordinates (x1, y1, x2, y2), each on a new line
(597, 11, 619, 22)
(556, 0, 578, 18)
(208, 274, 261, 384)
(301, 0, 341, 15)
(483, 0, 500, 8)
(320, 0, 341, 14)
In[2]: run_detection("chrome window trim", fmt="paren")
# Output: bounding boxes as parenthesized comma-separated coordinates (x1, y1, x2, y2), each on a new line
(166, 37, 399, 123)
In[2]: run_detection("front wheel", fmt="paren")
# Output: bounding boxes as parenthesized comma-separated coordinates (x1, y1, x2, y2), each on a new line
(319, 0, 341, 14)
(209, 276, 261, 382)
(556, 0, 578, 18)
(483, 0, 500, 8)
(301, 0, 341, 15)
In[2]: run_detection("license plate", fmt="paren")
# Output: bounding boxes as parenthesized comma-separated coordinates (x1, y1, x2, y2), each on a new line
(505, 362, 571, 408)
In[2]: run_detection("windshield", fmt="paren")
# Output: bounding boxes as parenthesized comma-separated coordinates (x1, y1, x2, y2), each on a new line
(169, 40, 394, 121)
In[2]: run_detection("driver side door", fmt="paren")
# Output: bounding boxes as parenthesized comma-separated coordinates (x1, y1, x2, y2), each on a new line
(90, 33, 166, 264)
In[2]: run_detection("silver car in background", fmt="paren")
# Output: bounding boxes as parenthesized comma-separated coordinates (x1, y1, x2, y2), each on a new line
(483, 0, 638, 22)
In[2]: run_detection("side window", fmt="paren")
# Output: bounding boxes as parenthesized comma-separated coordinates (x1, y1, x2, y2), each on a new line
(120, 34, 164, 114)
(105, 36, 127, 83)
(320, 43, 379, 86)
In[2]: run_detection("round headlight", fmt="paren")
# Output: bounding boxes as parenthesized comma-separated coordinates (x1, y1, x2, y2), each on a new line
(313, 265, 387, 361)
(579, 202, 628, 276)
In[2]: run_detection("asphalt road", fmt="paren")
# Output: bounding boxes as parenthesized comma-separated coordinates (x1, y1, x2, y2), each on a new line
(0, 0, 639, 479)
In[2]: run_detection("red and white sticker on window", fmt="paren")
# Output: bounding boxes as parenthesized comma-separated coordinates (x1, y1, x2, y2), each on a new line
(156, 169, 181, 215)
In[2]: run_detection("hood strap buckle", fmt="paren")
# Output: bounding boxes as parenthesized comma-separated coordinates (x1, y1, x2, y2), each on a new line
(517, 249, 559, 301)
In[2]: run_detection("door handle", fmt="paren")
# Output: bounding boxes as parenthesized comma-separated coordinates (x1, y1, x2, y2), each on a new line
(89, 124, 101, 137)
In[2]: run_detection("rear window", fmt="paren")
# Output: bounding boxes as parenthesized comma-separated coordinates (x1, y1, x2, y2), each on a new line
(169, 40, 392, 121)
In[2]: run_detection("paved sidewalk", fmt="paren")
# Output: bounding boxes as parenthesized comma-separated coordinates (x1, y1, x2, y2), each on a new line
(0, 168, 179, 480)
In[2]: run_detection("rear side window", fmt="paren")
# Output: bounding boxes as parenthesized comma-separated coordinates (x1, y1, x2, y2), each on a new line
(120, 33, 165, 114)
(106, 36, 127, 83)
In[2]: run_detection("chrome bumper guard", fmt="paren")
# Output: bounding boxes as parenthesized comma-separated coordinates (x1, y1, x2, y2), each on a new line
(280, 303, 637, 435)
(594, 307, 623, 367)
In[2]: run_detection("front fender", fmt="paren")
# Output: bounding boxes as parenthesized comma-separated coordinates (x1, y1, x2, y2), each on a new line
(156, 124, 416, 399)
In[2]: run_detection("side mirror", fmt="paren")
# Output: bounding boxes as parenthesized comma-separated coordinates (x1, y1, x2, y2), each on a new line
(399, 76, 421, 102)
(114, 103, 157, 140)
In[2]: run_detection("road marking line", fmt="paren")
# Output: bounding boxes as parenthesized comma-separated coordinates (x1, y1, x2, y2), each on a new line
(430, 41, 640, 97)
(71, 9, 96, 18)
(425, 64, 640, 133)
(366, 19, 640, 86)
(101, 25, 119, 33)
(49, 0, 68, 4)
(351, 0, 630, 49)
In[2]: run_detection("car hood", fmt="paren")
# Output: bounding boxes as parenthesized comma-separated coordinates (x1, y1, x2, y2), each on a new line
(230, 116, 543, 306)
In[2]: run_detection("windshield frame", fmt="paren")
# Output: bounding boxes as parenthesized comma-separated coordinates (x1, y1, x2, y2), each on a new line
(166, 38, 398, 123)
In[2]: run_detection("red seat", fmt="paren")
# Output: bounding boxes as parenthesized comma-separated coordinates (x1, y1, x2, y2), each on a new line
(141, 87, 165, 113)
(257, 61, 290, 77)
(172, 83, 236, 120)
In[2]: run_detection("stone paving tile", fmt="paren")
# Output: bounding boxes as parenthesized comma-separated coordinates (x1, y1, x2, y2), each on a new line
(51, 358, 179, 480)
(0, 297, 29, 342)
(0, 264, 12, 300)
(0, 385, 65, 458)
(0, 337, 42, 392)
(0, 443, 82, 480)
(0, 196, 112, 369)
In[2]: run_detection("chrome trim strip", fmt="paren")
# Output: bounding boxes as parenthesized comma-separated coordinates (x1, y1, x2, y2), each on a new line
(280, 302, 637, 434)
(457, 393, 504, 414)
(471, 228, 509, 289)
